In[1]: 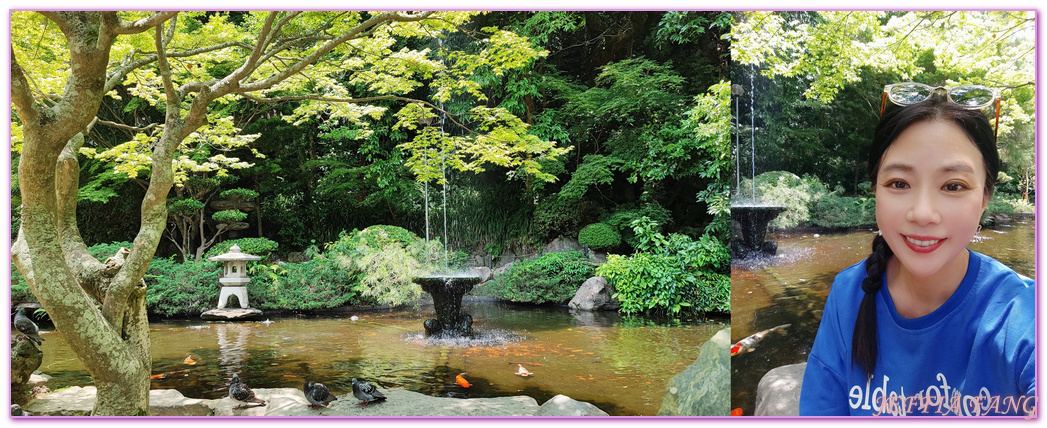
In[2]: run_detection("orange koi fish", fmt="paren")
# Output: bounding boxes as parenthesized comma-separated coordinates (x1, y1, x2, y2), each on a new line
(455, 373, 471, 388)
(515, 364, 532, 377)
(184, 354, 197, 365)
(731, 324, 790, 357)
(731, 408, 744, 416)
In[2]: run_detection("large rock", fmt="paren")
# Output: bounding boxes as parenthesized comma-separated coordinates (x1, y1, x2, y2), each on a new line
(568, 276, 619, 311)
(28, 371, 52, 389)
(536, 394, 609, 416)
(24, 387, 219, 416)
(150, 389, 220, 416)
(24, 386, 96, 416)
(754, 362, 806, 416)
(657, 328, 730, 416)
(468, 266, 494, 283)
(201, 307, 263, 320)
(212, 387, 543, 416)
(28, 386, 563, 416)
(492, 261, 516, 277)
(11, 337, 43, 405)
(544, 236, 582, 254)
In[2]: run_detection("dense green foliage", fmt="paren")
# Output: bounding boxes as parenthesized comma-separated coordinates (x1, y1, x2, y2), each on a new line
(144, 258, 222, 317)
(487, 252, 595, 304)
(205, 238, 280, 261)
(577, 223, 621, 250)
(322, 225, 451, 306)
(810, 192, 876, 229)
(68, 226, 455, 316)
(596, 218, 729, 316)
(11, 12, 735, 324)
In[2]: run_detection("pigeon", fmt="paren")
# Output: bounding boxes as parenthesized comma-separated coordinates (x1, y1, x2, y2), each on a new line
(351, 378, 386, 406)
(303, 380, 337, 409)
(11, 404, 31, 416)
(13, 309, 44, 345)
(229, 373, 266, 409)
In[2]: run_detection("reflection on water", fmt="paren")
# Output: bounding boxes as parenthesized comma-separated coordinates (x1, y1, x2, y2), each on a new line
(730, 219, 1035, 414)
(37, 300, 724, 416)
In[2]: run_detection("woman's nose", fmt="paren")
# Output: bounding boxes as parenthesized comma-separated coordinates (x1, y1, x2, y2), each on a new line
(905, 192, 941, 225)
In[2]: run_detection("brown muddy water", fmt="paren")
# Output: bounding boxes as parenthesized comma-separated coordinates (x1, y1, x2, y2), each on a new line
(34, 300, 725, 416)
(730, 218, 1035, 415)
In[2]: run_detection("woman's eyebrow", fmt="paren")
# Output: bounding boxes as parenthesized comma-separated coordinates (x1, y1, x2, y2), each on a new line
(880, 163, 913, 174)
(881, 162, 976, 174)
(942, 163, 975, 173)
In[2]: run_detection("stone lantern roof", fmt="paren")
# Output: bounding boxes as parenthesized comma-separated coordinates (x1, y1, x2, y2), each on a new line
(208, 244, 262, 262)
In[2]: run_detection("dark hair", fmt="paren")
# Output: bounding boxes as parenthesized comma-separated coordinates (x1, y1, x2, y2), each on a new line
(853, 94, 1001, 376)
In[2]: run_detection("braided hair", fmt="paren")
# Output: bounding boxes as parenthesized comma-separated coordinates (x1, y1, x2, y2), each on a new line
(853, 93, 1000, 376)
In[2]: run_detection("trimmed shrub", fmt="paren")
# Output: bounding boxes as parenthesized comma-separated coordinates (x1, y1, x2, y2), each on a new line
(249, 258, 360, 311)
(578, 222, 621, 250)
(205, 237, 279, 261)
(145, 258, 222, 317)
(487, 252, 595, 304)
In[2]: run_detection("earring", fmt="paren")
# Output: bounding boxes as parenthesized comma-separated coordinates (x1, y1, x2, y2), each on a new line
(970, 224, 984, 244)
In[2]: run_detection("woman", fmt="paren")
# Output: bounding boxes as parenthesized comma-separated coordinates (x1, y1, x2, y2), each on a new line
(798, 83, 1035, 416)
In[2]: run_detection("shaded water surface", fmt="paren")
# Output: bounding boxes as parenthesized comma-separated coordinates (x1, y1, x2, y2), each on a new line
(730, 219, 1035, 414)
(36, 300, 724, 416)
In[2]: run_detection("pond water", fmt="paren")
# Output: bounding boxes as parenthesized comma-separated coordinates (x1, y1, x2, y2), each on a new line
(35, 300, 725, 416)
(730, 218, 1035, 415)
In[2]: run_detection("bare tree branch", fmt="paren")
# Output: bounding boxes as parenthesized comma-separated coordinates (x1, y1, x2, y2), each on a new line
(94, 118, 159, 134)
(113, 11, 179, 35)
(10, 55, 39, 124)
(154, 21, 180, 114)
(106, 41, 248, 94)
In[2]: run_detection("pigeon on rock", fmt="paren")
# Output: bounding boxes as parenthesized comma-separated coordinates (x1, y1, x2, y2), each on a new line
(229, 373, 266, 409)
(351, 378, 386, 405)
(13, 309, 44, 345)
(303, 380, 337, 409)
(11, 404, 32, 416)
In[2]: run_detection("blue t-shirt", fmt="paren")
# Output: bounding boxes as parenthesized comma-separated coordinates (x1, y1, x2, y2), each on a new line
(799, 250, 1035, 416)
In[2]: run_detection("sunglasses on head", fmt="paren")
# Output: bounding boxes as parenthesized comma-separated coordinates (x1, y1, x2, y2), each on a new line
(881, 82, 1001, 138)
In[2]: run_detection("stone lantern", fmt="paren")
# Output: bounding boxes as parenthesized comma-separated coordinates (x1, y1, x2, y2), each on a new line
(201, 245, 263, 320)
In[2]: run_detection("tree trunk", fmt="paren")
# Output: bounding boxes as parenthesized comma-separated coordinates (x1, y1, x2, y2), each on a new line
(10, 11, 175, 416)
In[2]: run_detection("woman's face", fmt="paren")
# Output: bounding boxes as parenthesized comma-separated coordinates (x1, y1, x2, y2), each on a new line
(874, 120, 990, 280)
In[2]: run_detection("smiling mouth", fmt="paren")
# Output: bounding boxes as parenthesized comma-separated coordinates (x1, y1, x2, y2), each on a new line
(905, 237, 941, 247)
(902, 235, 945, 253)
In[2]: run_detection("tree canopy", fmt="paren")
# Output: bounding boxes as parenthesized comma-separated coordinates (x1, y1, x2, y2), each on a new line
(731, 11, 1035, 199)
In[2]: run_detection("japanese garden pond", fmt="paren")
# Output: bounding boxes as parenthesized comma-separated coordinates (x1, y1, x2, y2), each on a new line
(35, 299, 725, 416)
(730, 218, 1036, 414)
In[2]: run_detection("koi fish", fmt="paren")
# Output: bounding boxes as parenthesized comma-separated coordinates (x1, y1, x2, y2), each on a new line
(455, 373, 471, 388)
(184, 354, 197, 365)
(731, 408, 744, 416)
(515, 364, 532, 377)
(730, 324, 790, 357)
(150, 369, 188, 380)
